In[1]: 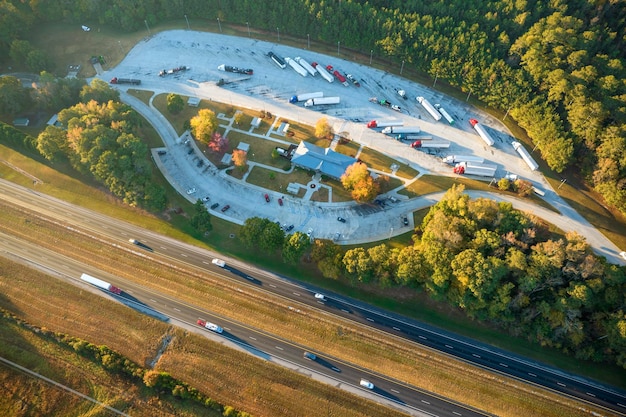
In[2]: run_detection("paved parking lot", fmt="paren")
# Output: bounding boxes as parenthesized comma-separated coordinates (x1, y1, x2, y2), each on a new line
(104, 30, 626, 261)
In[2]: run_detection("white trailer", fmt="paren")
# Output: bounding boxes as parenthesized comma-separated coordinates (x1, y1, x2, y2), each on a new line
(295, 57, 317, 76)
(268, 52, 286, 69)
(512, 141, 539, 171)
(285, 57, 308, 77)
(411, 140, 450, 149)
(312, 62, 334, 83)
(469, 119, 495, 146)
(453, 162, 497, 177)
(367, 119, 404, 128)
(435, 104, 454, 125)
(416, 97, 442, 121)
(304, 97, 340, 107)
(80, 273, 122, 294)
(381, 126, 421, 134)
(442, 155, 485, 165)
(289, 92, 324, 103)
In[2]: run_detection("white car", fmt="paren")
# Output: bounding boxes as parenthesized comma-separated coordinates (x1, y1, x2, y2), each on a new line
(620, 251, 626, 261)
(212, 258, 226, 267)
(186, 187, 196, 195)
(360, 378, 374, 390)
(314, 293, 326, 301)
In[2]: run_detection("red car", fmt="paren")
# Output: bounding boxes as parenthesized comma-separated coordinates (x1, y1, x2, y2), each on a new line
(264, 193, 270, 203)
(221, 205, 230, 212)
(278, 198, 283, 206)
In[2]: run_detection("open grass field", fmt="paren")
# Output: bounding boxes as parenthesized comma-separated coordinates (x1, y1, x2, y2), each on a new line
(0, 200, 622, 417)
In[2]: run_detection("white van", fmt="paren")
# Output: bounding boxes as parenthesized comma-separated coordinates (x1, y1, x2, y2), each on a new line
(212, 258, 226, 267)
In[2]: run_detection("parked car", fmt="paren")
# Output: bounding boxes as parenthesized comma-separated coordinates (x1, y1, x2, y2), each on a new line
(285, 224, 294, 232)
(221, 205, 230, 212)
(403, 217, 409, 226)
(202, 196, 210, 202)
(303, 351, 317, 361)
(264, 193, 270, 202)
(337, 216, 346, 223)
(210, 203, 219, 210)
(278, 198, 283, 206)
(360, 379, 374, 390)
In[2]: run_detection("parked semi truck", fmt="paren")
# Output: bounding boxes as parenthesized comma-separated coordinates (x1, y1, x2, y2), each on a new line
(159, 66, 189, 76)
(411, 140, 450, 149)
(416, 96, 442, 121)
(289, 92, 324, 103)
(382, 126, 421, 134)
(311, 62, 334, 83)
(294, 57, 317, 76)
(285, 57, 308, 77)
(469, 119, 495, 146)
(268, 52, 286, 69)
(435, 104, 454, 125)
(217, 64, 253, 75)
(453, 161, 497, 177)
(396, 134, 432, 141)
(442, 155, 485, 165)
(328, 67, 349, 86)
(197, 319, 223, 334)
(80, 273, 122, 294)
(110, 77, 140, 85)
(512, 141, 539, 171)
(304, 97, 340, 107)
(367, 119, 403, 128)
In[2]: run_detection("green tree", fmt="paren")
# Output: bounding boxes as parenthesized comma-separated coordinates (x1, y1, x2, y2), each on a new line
(167, 93, 184, 114)
(0, 75, 30, 115)
(282, 232, 310, 264)
(240, 217, 268, 248)
(343, 247, 373, 283)
(36, 125, 68, 161)
(80, 79, 120, 104)
(190, 109, 218, 144)
(190, 200, 212, 235)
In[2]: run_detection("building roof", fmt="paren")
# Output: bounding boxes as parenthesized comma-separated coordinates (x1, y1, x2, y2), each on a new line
(291, 141, 356, 179)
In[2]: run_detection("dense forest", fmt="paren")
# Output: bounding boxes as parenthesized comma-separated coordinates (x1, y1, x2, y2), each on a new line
(1, 0, 625, 215)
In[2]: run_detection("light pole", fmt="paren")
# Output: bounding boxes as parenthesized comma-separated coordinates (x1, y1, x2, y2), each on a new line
(558, 178, 567, 189)
(389, 227, 394, 240)
(307, 34, 310, 49)
(144, 20, 151, 36)
(217, 18, 222, 33)
(400, 60, 405, 75)
(337, 41, 340, 55)
(246, 21, 250, 37)
(184, 14, 190, 30)
(433, 73, 438, 87)
(277, 27, 280, 42)
(466, 90, 471, 101)
(369, 49, 373, 65)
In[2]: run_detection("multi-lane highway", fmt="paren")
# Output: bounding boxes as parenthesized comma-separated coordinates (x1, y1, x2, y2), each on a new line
(1, 179, 625, 416)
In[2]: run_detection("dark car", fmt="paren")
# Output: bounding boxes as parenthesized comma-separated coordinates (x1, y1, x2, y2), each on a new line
(221, 205, 231, 212)
(264, 193, 270, 203)
(403, 217, 409, 226)
(337, 216, 346, 223)
(278, 198, 283, 206)
(285, 224, 294, 232)
(303, 351, 317, 361)
(210, 203, 219, 210)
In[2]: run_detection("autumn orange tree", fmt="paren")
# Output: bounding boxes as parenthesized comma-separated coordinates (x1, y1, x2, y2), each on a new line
(232, 149, 247, 168)
(340, 162, 379, 203)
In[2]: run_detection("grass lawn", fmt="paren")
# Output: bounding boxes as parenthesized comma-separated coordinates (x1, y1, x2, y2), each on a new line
(245, 165, 312, 193)
(358, 146, 420, 179)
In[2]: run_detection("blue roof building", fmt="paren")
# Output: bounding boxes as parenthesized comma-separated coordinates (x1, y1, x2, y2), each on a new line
(291, 141, 356, 180)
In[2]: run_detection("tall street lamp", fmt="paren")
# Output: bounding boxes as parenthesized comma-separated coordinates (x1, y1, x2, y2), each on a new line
(217, 18, 222, 33)
(307, 34, 310, 49)
(400, 60, 405, 75)
(369, 49, 373, 65)
(337, 41, 340, 55)
(246, 21, 250, 37)
(277, 27, 280, 42)
(184, 14, 190, 30)
(144, 20, 151, 36)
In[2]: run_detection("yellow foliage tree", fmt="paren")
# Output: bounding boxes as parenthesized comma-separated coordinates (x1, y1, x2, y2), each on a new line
(341, 162, 380, 203)
(189, 109, 218, 143)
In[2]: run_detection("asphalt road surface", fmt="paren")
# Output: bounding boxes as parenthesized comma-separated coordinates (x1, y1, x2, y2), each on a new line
(1, 180, 624, 416)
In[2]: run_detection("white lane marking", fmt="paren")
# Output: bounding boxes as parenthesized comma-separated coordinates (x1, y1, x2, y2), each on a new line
(393, 327, 401, 331)
(453, 412, 462, 416)
(418, 335, 427, 340)
(293, 292, 300, 296)
(180, 253, 188, 257)
(173, 308, 180, 312)
(275, 346, 283, 350)
(331, 367, 341, 372)
(557, 382, 566, 387)
(366, 318, 374, 322)
(202, 261, 210, 264)
(160, 246, 166, 250)
(499, 363, 508, 367)
(472, 354, 481, 358)
(269, 284, 276, 288)
(249, 336, 257, 341)
(150, 299, 157, 303)
(421, 400, 430, 405)
(586, 392, 596, 397)
(341, 309, 350, 313)
(617, 403, 625, 408)
(445, 345, 453, 349)
(391, 389, 399, 394)
(528, 373, 537, 377)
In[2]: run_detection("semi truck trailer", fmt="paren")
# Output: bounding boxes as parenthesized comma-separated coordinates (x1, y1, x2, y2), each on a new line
(416, 96, 442, 121)
(367, 119, 403, 128)
(442, 155, 485, 165)
(512, 141, 539, 171)
(80, 273, 122, 294)
(110, 77, 141, 85)
(311, 62, 334, 83)
(217, 65, 253, 75)
(289, 92, 324, 103)
(453, 161, 497, 177)
(304, 97, 341, 107)
(294, 57, 317, 76)
(435, 104, 455, 125)
(469, 119, 495, 146)
(268, 52, 286, 69)
(381, 126, 421, 134)
(285, 57, 308, 77)
(411, 140, 450, 149)
(395, 134, 430, 141)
